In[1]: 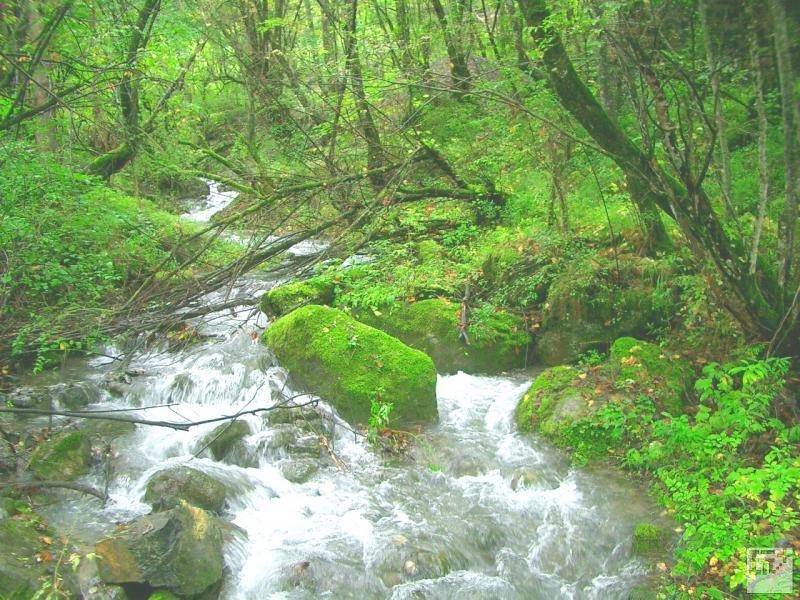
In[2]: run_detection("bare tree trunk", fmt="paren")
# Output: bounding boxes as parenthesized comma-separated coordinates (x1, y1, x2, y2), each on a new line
(698, 0, 735, 220)
(769, 0, 800, 294)
(430, 0, 471, 97)
(749, 18, 771, 276)
(345, 0, 387, 190)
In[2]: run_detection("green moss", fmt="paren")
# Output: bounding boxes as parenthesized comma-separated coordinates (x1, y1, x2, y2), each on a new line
(515, 366, 583, 433)
(610, 337, 692, 414)
(358, 299, 529, 374)
(28, 431, 90, 481)
(260, 276, 335, 318)
(263, 305, 437, 425)
(632, 522, 668, 555)
(416, 240, 443, 263)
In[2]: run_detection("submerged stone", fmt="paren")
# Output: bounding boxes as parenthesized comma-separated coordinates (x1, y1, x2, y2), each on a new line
(144, 466, 226, 513)
(95, 502, 224, 597)
(263, 305, 437, 426)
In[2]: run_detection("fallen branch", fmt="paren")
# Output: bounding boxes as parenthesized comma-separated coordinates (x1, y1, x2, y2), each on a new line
(1, 480, 107, 502)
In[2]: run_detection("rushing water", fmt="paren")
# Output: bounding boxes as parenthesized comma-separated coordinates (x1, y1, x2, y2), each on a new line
(18, 185, 663, 599)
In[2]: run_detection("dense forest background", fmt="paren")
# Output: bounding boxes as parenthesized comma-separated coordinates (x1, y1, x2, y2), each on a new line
(1, 0, 799, 597)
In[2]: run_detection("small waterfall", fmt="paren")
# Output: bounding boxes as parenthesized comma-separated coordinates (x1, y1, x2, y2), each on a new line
(26, 184, 660, 599)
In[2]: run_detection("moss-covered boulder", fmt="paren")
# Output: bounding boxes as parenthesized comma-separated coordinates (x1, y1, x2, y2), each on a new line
(95, 502, 224, 597)
(28, 431, 91, 481)
(263, 305, 437, 426)
(515, 366, 598, 436)
(610, 337, 691, 414)
(144, 467, 226, 513)
(200, 420, 252, 463)
(260, 276, 335, 319)
(536, 255, 675, 365)
(357, 299, 529, 374)
(632, 522, 670, 556)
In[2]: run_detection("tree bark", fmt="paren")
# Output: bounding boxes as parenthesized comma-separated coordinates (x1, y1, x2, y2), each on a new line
(430, 0, 471, 97)
(769, 0, 800, 294)
(518, 0, 781, 338)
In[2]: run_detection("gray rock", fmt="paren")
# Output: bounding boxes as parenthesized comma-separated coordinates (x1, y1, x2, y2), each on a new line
(95, 503, 224, 597)
(144, 466, 226, 513)
(280, 459, 319, 483)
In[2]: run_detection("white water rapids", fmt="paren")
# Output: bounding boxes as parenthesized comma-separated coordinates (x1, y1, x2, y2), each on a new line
(27, 183, 661, 599)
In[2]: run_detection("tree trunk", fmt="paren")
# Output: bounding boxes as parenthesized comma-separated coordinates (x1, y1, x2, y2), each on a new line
(769, 0, 800, 294)
(518, 0, 781, 338)
(345, 0, 387, 190)
(749, 18, 771, 276)
(430, 0, 471, 97)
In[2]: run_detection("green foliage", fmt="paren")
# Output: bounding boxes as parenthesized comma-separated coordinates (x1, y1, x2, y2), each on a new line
(541, 353, 799, 593)
(0, 142, 187, 368)
(367, 399, 394, 445)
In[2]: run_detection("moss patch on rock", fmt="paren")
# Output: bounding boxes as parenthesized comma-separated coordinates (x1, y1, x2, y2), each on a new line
(260, 276, 335, 319)
(357, 299, 529, 374)
(632, 522, 670, 556)
(515, 366, 595, 436)
(28, 431, 91, 481)
(263, 305, 437, 426)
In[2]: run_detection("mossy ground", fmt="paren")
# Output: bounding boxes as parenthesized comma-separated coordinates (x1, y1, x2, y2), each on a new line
(263, 305, 438, 426)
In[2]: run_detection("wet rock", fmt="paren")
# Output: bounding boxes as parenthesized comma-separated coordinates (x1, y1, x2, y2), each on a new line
(280, 459, 319, 483)
(6, 388, 50, 409)
(105, 382, 130, 398)
(200, 421, 252, 462)
(263, 305, 438, 426)
(357, 299, 530, 375)
(144, 467, 226, 513)
(510, 467, 541, 490)
(84, 583, 129, 599)
(28, 431, 91, 481)
(288, 434, 321, 458)
(515, 366, 592, 436)
(56, 382, 104, 410)
(147, 590, 179, 600)
(79, 419, 137, 444)
(95, 502, 224, 597)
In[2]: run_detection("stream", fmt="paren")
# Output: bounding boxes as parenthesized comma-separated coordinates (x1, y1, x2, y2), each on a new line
(17, 183, 662, 599)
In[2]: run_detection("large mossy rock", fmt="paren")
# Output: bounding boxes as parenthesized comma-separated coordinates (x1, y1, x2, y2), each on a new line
(357, 299, 529, 374)
(95, 502, 224, 597)
(144, 467, 226, 513)
(515, 366, 593, 436)
(28, 431, 91, 481)
(263, 305, 437, 426)
(536, 255, 675, 365)
(516, 337, 692, 437)
(259, 277, 335, 319)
